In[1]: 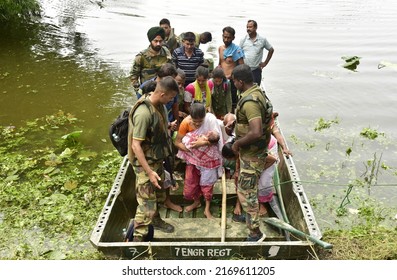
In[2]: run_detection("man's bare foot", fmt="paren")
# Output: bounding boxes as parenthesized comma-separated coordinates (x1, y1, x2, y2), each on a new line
(184, 200, 201, 212)
(164, 199, 183, 212)
(259, 204, 267, 216)
(233, 201, 242, 215)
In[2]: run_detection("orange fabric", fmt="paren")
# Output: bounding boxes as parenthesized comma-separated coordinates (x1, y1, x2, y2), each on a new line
(178, 117, 195, 137)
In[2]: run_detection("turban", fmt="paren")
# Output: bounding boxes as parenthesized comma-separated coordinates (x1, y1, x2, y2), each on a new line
(147, 26, 165, 42)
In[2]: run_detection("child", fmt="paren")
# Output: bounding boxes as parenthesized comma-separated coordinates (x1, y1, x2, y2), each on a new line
(175, 68, 189, 122)
(210, 67, 232, 120)
(184, 66, 214, 114)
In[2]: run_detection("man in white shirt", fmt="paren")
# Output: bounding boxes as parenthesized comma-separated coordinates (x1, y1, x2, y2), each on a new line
(239, 20, 274, 86)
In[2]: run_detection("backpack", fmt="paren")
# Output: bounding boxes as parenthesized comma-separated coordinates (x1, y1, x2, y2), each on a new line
(109, 99, 176, 187)
(109, 108, 131, 157)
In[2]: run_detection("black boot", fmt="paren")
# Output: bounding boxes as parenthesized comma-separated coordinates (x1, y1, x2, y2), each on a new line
(152, 216, 174, 233)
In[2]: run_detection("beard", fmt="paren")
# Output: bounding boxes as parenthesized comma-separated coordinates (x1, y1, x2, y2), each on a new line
(151, 45, 162, 52)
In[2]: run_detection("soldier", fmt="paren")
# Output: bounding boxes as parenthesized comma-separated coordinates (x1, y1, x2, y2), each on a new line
(129, 26, 173, 94)
(230, 64, 273, 242)
(128, 76, 179, 241)
(159, 18, 179, 54)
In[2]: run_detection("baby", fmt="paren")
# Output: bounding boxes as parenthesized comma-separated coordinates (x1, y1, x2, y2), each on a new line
(178, 130, 222, 186)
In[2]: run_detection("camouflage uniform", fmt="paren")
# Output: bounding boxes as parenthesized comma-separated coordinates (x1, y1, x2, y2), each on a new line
(129, 46, 172, 90)
(132, 163, 166, 239)
(163, 28, 179, 54)
(128, 96, 172, 239)
(210, 79, 232, 119)
(235, 84, 273, 235)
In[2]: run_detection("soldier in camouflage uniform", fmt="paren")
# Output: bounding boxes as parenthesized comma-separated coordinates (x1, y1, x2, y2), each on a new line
(128, 76, 179, 241)
(129, 26, 173, 93)
(230, 64, 273, 242)
(159, 18, 179, 54)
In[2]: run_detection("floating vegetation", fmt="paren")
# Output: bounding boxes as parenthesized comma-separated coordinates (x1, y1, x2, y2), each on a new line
(341, 55, 361, 71)
(360, 127, 384, 140)
(314, 117, 340, 132)
(0, 111, 119, 259)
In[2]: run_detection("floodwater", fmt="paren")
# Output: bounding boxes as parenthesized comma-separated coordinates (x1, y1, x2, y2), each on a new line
(1, 0, 396, 224)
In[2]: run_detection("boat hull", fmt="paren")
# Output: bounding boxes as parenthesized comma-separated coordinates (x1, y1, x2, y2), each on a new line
(90, 124, 323, 259)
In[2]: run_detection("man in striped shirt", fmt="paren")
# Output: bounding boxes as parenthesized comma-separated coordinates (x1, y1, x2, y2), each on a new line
(172, 32, 205, 87)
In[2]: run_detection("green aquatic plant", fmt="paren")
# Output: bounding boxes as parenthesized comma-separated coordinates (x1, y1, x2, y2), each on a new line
(338, 152, 383, 216)
(360, 127, 384, 140)
(61, 130, 83, 146)
(0, 112, 119, 259)
(314, 117, 340, 132)
(341, 56, 361, 71)
(0, 0, 41, 22)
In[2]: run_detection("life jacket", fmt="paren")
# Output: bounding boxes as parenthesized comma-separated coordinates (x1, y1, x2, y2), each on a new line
(127, 95, 172, 166)
(137, 46, 172, 83)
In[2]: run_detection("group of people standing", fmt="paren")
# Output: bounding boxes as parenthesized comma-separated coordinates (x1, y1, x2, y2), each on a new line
(127, 18, 290, 243)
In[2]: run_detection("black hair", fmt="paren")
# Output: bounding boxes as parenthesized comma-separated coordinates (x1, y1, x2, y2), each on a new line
(212, 67, 226, 79)
(190, 103, 206, 119)
(222, 141, 236, 159)
(141, 80, 157, 95)
(159, 18, 170, 26)
(201, 32, 212, 43)
(222, 26, 235, 37)
(183, 32, 196, 42)
(176, 68, 186, 79)
(207, 131, 220, 143)
(157, 63, 177, 78)
(232, 64, 253, 83)
(195, 65, 209, 79)
(247, 19, 258, 28)
(158, 76, 179, 94)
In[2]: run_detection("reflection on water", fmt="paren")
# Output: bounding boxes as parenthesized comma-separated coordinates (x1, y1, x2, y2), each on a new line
(1, 0, 396, 222)
(0, 0, 132, 151)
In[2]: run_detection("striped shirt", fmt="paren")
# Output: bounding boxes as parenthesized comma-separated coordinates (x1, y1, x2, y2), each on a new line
(172, 46, 204, 86)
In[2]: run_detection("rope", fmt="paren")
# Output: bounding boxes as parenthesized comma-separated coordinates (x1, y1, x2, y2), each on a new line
(275, 180, 397, 188)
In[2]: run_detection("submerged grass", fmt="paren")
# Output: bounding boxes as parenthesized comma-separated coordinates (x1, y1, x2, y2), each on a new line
(0, 112, 396, 260)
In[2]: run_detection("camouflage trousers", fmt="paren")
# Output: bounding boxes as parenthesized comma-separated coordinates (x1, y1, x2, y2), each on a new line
(237, 156, 266, 234)
(132, 161, 166, 239)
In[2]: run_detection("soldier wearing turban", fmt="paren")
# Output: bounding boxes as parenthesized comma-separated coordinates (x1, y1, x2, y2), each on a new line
(129, 27, 173, 90)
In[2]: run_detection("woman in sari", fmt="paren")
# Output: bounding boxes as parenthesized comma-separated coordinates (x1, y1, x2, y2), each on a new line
(174, 103, 223, 218)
